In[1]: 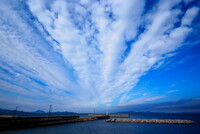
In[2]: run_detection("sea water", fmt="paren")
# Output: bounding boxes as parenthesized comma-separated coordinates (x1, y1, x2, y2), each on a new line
(1, 114, 200, 134)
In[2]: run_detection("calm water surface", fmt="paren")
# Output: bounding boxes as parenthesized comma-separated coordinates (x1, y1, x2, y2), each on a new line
(1, 114, 200, 134)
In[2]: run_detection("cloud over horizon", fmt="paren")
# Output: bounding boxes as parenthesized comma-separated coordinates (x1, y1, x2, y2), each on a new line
(114, 98, 200, 113)
(0, 0, 199, 112)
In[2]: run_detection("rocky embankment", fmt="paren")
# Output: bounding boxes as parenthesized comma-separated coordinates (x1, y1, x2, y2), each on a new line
(106, 118, 197, 124)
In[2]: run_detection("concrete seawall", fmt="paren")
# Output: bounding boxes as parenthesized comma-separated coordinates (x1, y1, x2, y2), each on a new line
(106, 118, 197, 124)
(0, 116, 97, 130)
(88, 114, 129, 117)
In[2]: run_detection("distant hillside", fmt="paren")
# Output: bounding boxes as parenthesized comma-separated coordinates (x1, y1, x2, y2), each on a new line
(115, 111, 157, 114)
(115, 111, 200, 114)
(0, 108, 76, 117)
(33, 110, 46, 113)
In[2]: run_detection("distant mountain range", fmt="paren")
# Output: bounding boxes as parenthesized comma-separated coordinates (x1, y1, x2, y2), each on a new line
(0, 108, 76, 117)
(115, 111, 200, 114)
(116, 111, 161, 114)
(1, 108, 199, 117)
(33, 110, 46, 113)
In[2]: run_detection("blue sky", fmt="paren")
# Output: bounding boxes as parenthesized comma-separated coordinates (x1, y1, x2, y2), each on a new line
(0, 0, 200, 113)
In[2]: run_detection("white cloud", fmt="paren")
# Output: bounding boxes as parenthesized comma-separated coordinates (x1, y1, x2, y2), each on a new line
(181, 6, 199, 26)
(167, 90, 179, 94)
(119, 95, 165, 106)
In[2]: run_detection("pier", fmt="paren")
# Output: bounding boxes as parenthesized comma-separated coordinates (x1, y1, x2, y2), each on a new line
(88, 114, 129, 117)
(0, 115, 98, 130)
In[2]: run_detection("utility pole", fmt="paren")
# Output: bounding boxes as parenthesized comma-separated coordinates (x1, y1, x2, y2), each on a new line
(13, 106, 18, 118)
(48, 105, 52, 118)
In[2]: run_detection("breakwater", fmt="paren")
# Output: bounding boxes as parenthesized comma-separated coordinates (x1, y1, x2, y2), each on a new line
(88, 114, 129, 117)
(106, 118, 197, 124)
(0, 116, 98, 130)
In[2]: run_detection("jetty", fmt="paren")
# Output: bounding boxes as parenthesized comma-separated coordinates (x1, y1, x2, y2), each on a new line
(88, 114, 129, 117)
(106, 118, 197, 124)
(0, 115, 98, 130)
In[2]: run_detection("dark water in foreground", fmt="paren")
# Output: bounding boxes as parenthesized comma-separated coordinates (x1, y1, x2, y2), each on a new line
(1, 114, 200, 134)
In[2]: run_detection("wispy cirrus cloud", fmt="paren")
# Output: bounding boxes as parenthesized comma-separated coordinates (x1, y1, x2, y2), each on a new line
(119, 95, 165, 106)
(0, 0, 199, 111)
